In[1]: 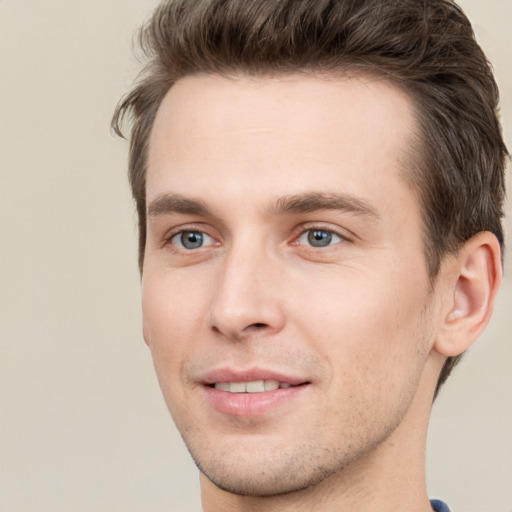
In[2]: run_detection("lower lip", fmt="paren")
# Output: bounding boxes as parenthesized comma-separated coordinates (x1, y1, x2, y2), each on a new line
(203, 385, 309, 417)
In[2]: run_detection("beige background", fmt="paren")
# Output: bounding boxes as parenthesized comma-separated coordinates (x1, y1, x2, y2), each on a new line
(0, 1, 510, 511)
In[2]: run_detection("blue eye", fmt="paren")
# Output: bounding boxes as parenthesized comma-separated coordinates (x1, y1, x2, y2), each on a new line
(298, 229, 342, 248)
(171, 231, 214, 250)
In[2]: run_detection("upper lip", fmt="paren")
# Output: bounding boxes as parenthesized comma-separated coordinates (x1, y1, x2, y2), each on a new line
(200, 367, 309, 386)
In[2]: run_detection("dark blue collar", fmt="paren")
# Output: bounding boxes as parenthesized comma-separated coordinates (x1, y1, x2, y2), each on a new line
(431, 499, 451, 512)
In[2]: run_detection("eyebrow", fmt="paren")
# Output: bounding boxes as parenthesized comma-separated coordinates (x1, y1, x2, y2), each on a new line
(271, 192, 380, 219)
(147, 194, 211, 217)
(147, 191, 380, 220)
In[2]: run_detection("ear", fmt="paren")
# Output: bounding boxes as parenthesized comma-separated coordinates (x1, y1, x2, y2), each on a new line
(434, 231, 502, 357)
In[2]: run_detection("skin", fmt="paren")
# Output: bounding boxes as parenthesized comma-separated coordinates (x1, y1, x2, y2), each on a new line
(142, 74, 501, 512)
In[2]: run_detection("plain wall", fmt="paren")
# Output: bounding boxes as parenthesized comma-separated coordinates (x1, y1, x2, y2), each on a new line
(1, 1, 510, 511)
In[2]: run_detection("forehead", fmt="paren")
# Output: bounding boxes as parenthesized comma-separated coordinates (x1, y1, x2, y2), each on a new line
(147, 73, 418, 209)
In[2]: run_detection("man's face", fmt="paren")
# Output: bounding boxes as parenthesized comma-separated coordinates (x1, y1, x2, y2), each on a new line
(143, 74, 439, 495)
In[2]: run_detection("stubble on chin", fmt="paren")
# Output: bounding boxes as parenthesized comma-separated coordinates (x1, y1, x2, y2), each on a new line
(183, 409, 407, 498)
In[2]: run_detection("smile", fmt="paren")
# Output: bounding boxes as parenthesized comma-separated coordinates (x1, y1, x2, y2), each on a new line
(212, 380, 294, 393)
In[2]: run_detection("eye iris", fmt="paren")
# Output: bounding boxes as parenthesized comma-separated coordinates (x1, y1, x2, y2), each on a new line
(181, 231, 203, 249)
(307, 230, 332, 247)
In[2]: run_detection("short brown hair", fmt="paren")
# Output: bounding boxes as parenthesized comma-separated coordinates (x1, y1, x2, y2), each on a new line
(112, 0, 508, 394)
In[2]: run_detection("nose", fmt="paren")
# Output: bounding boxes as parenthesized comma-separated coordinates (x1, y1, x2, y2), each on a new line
(208, 243, 286, 341)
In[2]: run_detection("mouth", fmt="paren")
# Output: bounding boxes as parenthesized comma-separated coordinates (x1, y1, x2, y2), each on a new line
(201, 371, 311, 416)
(209, 380, 302, 393)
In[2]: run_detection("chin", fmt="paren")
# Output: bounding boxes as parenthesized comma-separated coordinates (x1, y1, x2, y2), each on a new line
(186, 436, 363, 497)
(196, 458, 338, 497)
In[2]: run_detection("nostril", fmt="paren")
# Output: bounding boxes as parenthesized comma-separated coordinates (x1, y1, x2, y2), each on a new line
(251, 323, 268, 328)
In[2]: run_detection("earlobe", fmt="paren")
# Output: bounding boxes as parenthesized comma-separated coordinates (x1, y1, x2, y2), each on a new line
(434, 232, 502, 357)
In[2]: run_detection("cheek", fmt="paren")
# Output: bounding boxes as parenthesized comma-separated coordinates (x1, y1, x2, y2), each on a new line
(141, 272, 207, 426)
(293, 264, 431, 389)
(141, 270, 209, 390)
(142, 269, 208, 342)
(297, 274, 432, 437)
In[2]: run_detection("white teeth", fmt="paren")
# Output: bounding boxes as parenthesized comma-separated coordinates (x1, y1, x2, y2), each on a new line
(213, 380, 290, 393)
(246, 380, 265, 392)
(230, 382, 246, 393)
(264, 380, 280, 391)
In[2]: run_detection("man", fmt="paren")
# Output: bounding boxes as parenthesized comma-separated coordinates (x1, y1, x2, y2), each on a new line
(112, 0, 507, 510)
